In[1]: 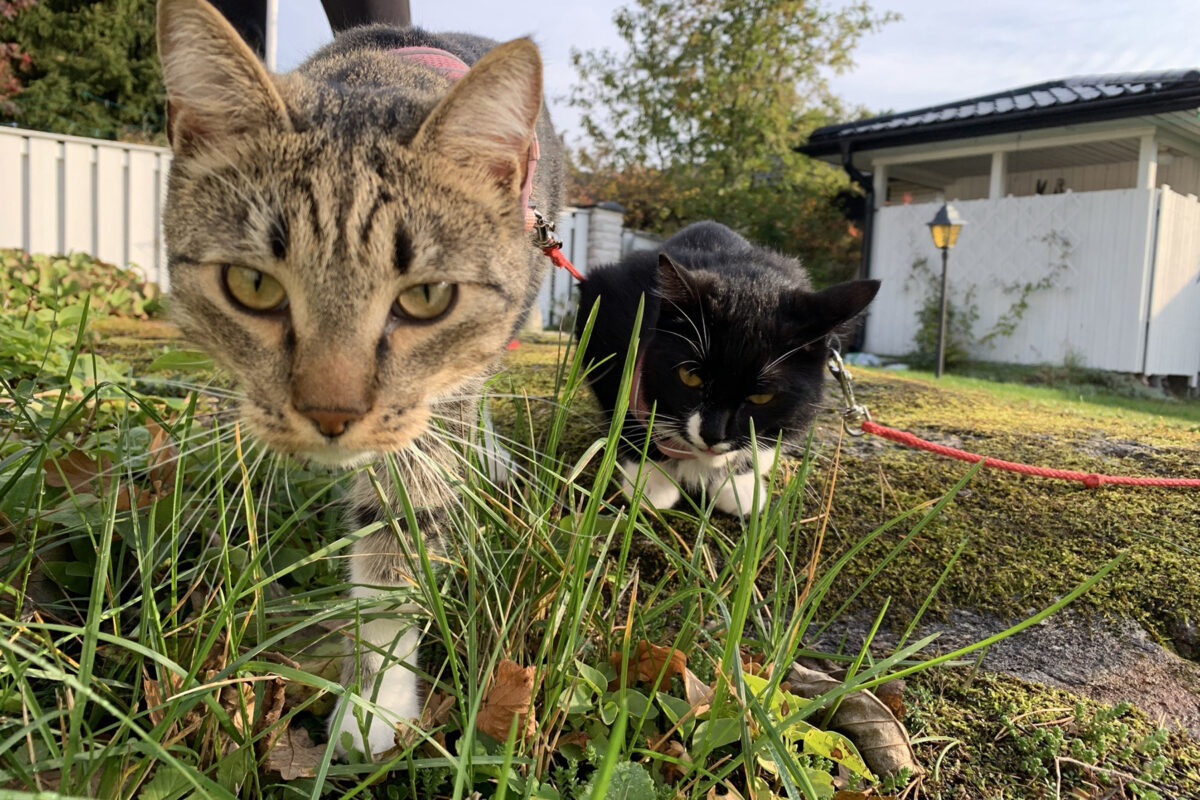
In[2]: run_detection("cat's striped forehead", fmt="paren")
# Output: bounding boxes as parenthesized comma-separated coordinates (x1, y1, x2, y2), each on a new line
(168, 140, 514, 294)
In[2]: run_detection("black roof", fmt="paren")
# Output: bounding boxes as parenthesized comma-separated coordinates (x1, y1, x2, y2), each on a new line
(798, 70, 1200, 157)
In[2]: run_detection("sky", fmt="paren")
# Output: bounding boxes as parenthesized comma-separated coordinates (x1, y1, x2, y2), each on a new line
(276, 0, 1200, 146)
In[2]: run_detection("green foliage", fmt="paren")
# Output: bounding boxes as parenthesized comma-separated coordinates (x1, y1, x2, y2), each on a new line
(0, 0, 165, 141)
(0, 0, 37, 113)
(582, 761, 656, 800)
(905, 256, 978, 369)
(979, 231, 1072, 346)
(569, 0, 895, 286)
(3, 248, 163, 318)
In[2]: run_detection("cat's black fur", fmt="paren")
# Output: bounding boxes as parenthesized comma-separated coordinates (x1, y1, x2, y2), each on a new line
(576, 221, 878, 512)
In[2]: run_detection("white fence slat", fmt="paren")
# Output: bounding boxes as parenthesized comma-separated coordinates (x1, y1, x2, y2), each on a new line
(94, 146, 127, 267)
(0, 134, 23, 247)
(127, 150, 159, 277)
(62, 142, 95, 254)
(1144, 189, 1200, 375)
(26, 137, 59, 255)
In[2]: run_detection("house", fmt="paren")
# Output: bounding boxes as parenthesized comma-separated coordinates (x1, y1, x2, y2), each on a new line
(798, 71, 1200, 386)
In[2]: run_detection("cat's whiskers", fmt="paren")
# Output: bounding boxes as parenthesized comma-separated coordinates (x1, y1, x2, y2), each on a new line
(760, 336, 828, 376)
(657, 297, 709, 359)
(653, 328, 704, 358)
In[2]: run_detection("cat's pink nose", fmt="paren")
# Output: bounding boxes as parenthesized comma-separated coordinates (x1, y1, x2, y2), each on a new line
(298, 407, 367, 438)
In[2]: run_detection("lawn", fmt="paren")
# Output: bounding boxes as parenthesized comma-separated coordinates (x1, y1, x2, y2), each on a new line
(2, 252, 1199, 799)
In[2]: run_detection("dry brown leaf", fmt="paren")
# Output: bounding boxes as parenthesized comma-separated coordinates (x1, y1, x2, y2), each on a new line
(254, 675, 289, 756)
(265, 725, 325, 780)
(874, 680, 906, 722)
(787, 663, 924, 779)
(43, 449, 111, 493)
(145, 420, 179, 486)
(654, 738, 692, 784)
(683, 667, 714, 711)
(220, 682, 257, 756)
(476, 659, 537, 742)
(558, 730, 590, 750)
(421, 689, 456, 729)
(610, 641, 687, 685)
(143, 672, 168, 729)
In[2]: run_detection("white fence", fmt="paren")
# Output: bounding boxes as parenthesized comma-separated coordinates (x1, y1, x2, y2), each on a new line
(0, 126, 172, 286)
(1144, 188, 1200, 377)
(867, 187, 1200, 379)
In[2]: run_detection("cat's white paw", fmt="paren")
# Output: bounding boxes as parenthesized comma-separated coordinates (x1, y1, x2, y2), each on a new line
(714, 470, 766, 516)
(619, 459, 681, 509)
(329, 665, 422, 757)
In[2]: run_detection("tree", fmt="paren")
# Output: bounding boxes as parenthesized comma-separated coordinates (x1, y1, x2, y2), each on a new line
(0, 0, 35, 115)
(569, 0, 894, 285)
(0, 0, 165, 142)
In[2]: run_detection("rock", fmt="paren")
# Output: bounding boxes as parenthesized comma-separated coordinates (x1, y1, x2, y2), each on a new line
(813, 610, 1200, 736)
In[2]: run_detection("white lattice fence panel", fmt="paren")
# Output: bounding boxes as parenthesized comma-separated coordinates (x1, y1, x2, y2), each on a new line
(868, 189, 1156, 372)
(1144, 188, 1200, 377)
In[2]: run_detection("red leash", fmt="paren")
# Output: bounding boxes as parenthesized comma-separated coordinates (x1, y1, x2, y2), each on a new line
(828, 352, 1200, 490)
(859, 419, 1200, 488)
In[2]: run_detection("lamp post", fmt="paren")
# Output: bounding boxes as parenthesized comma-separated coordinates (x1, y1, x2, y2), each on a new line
(927, 203, 966, 378)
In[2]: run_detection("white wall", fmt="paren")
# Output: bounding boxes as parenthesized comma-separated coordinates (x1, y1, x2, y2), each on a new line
(1144, 187, 1200, 377)
(0, 126, 172, 287)
(867, 189, 1169, 374)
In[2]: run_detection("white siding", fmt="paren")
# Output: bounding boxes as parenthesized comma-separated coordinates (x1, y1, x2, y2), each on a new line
(1143, 188, 1200, 376)
(867, 189, 1164, 373)
(0, 126, 171, 287)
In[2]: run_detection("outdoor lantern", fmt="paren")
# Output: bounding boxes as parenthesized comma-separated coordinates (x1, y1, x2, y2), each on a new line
(926, 203, 967, 379)
(927, 202, 965, 249)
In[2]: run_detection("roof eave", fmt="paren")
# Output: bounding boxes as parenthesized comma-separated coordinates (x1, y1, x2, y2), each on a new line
(796, 89, 1200, 158)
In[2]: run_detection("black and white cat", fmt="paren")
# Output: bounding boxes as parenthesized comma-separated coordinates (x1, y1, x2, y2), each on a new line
(576, 221, 879, 515)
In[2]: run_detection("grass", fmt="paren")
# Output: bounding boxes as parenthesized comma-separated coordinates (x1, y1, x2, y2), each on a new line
(897, 363, 1200, 427)
(1, 284, 1197, 799)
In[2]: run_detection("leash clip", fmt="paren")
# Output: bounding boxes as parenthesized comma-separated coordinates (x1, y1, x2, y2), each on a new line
(530, 208, 561, 250)
(828, 349, 870, 437)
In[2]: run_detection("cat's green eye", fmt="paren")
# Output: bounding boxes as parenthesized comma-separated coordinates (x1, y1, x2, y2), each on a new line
(394, 281, 456, 321)
(677, 366, 703, 388)
(747, 393, 775, 405)
(223, 265, 287, 312)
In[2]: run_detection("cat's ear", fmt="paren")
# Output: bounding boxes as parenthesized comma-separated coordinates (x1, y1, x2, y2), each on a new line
(656, 253, 695, 302)
(792, 279, 880, 334)
(413, 39, 542, 194)
(157, 0, 292, 152)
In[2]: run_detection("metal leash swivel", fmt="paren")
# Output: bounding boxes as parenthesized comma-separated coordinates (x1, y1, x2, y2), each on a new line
(529, 207, 561, 250)
(827, 349, 871, 437)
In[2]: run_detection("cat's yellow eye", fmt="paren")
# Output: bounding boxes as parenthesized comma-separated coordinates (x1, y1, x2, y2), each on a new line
(747, 393, 775, 405)
(394, 282, 456, 320)
(677, 366, 703, 388)
(223, 265, 287, 312)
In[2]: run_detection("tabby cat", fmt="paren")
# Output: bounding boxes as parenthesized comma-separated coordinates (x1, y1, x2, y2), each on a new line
(576, 221, 878, 515)
(157, 0, 563, 755)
